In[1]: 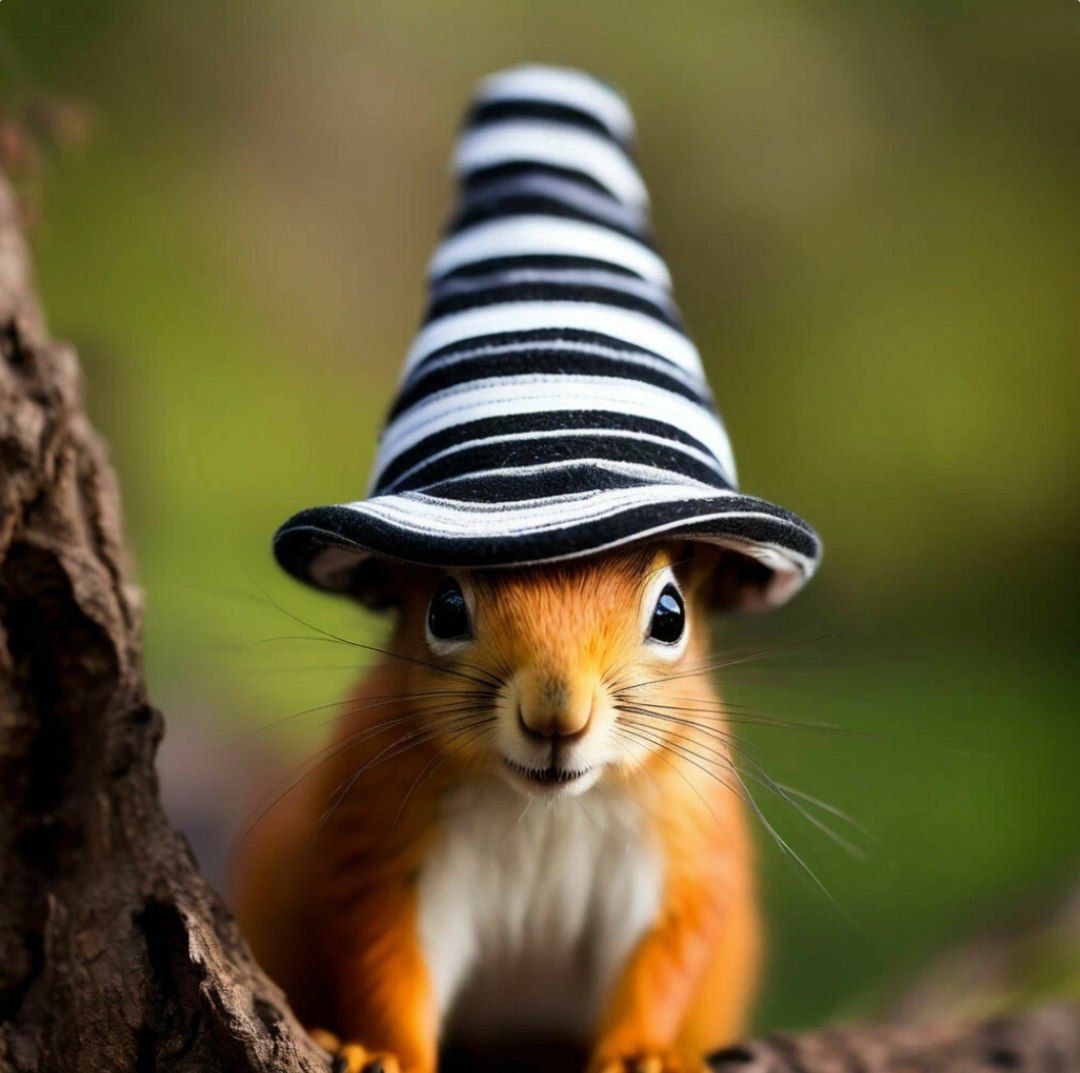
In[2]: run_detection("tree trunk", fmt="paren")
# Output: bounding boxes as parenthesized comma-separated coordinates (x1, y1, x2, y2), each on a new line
(0, 165, 1074, 1073)
(0, 172, 329, 1073)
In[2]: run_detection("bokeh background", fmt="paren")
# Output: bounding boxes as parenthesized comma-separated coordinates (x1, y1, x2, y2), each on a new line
(3, 0, 1077, 1035)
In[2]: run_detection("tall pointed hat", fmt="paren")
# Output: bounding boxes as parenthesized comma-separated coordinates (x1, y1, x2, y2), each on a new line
(275, 65, 821, 609)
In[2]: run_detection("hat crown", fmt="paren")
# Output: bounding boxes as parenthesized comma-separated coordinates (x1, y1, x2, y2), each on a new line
(368, 64, 737, 501)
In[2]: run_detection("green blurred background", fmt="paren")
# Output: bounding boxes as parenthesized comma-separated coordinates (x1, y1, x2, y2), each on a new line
(2, 0, 1077, 1035)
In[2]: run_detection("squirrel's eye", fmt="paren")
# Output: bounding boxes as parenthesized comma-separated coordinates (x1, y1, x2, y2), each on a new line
(647, 583, 685, 645)
(428, 578, 471, 642)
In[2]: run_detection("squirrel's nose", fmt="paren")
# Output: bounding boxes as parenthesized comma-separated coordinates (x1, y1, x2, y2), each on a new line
(516, 672, 595, 741)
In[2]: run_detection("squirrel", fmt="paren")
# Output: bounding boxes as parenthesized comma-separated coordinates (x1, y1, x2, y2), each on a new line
(230, 543, 760, 1073)
(234, 62, 821, 1073)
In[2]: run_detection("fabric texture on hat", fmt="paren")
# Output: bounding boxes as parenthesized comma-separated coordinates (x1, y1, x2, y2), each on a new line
(274, 65, 822, 609)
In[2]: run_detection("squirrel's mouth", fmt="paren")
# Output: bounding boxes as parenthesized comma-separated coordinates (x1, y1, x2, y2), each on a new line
(501, 756, 593, 788)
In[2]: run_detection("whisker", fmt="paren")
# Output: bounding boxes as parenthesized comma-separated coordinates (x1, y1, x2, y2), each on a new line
(252, 582, 504, 691)
(617, 698, 890, 744)
(617, 719, 736, 783)
(617, 712, 729, 760)
(470, 633, 515, 683)
(734, 770, 850, 923)
(314, 691, 496, 730)
(733, 764, 867, 861)
(240, 688, 491, 741)
(321, 714, 486, 824)
(571, 793, 605, 836)
(718, 669, 874, 705)
(617, 705, 870, 860)
(615, 720, 849, 918)
(390, 722, 497, 835)
(237, 701, 493, 842)
(775, 783, 878, 847)
(616, 721, 744, 806)
(612, 727, 721, 826)
(595, 746, 665, 824)
(625, 635, 834, 690)
(321, 710, 496, 825)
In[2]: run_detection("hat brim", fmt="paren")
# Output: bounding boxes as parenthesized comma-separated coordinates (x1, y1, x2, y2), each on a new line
(273, 483, 820, 610)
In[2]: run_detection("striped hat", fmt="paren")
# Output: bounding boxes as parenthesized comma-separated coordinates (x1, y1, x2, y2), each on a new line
(274, 65, 821, 610)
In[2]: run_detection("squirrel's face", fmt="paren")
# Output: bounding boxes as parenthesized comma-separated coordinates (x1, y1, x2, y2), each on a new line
(392, 543, 717, 798)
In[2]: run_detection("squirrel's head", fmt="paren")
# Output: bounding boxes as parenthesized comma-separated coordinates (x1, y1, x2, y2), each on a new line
(386, 543, 726, 798)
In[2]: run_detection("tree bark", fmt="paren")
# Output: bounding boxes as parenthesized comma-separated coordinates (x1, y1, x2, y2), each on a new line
(707, 1004, 1080, 1072)
(0, 165, 1075, 1073)
(0, 172, 329, 1072)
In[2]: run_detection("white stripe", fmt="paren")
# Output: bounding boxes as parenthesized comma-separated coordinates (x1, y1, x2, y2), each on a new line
(414, 458, 719, 496)
(342, 484, 799, 539)
(354, 485, 726, 533)
(405, 301, 699, 379)
(430, 217, 670, 287)
(456, 122, 647, 206)
(379, 427, 727, 495)
(475, 65, 635, 142)
(375, 375, 735, 484)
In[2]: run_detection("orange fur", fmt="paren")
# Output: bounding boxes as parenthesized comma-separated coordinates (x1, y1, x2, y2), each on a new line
(230, 544, 760, 1073)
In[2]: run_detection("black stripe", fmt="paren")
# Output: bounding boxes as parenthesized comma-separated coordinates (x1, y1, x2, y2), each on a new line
(466, 99, 622, 143)
(422, 280, 682, 330)
(670, 513, 820, 559)
(463, 161, 616, 200)
(373, 410, 722, 493)
(389, 435, 728, 494)
(437, 254, 647, 283)
(449, 192, 652, 244)
(406, 327, 701, 384)
(389, 348, 706, 422)
(423, 463, 648, 502)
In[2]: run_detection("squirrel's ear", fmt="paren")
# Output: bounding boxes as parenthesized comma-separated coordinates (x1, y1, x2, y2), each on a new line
(351, 559, 450, 615)
(672, 543, 772, 612)
(703, 549, 773, 611)
(349, 558, 410, 610)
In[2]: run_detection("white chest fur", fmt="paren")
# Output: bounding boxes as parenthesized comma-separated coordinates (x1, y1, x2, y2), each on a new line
(417, 779, 662, 1043)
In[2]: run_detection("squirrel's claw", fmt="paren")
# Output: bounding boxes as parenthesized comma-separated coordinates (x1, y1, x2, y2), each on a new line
(309, 1029, 401, 1073)
(596, 1052, 708, 1073)
(337, 1044, 399, 1073)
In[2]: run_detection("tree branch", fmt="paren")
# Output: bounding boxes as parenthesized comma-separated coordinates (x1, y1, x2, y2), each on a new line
(0, 163, 1074, 1073)
(708, 1003, 1079, 1073)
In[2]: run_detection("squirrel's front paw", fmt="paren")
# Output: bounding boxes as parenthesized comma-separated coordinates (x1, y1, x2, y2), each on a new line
(309, 1029, 401, 1073)
(594, 1051, 708, 1073)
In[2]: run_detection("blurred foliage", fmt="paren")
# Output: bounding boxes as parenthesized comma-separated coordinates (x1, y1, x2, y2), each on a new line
(2, 0, 1077, 1034)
